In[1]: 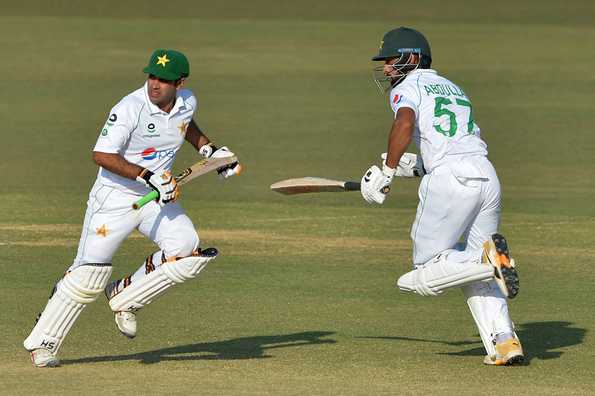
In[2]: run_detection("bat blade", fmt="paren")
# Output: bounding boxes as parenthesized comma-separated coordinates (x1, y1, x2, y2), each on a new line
(270, 177, 360, 195)
(176, 156, 238, 186)
(133, 156, 238, 209)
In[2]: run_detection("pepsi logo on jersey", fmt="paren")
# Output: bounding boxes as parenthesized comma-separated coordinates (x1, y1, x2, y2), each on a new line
(141, 147, 175, 160)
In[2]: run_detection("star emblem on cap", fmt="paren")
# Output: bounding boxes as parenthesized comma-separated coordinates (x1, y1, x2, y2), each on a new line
(156, 54, 170, 67)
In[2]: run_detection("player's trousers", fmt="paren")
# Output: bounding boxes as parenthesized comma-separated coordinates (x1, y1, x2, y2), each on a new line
(71, 181, 199, 269)
(24, 181, 200, 354)
(410, 155, 514, 355)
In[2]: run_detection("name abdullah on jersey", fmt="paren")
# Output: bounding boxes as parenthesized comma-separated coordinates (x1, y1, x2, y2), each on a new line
(390, 69, 488, 177)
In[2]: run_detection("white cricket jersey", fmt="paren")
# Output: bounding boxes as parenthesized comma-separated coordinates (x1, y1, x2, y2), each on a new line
(93, 82, 197, 195)
(389, 69, 488, 175)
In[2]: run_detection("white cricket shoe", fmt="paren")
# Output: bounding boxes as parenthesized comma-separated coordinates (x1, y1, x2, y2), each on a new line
(115, 311, 137, 339)
(482, 233, 519, 299)
(30, 348, 60, 368)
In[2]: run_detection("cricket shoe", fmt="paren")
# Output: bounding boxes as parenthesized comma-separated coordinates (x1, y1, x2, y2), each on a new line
(114, 311, 137, 339)
(484, 336, 524, 366)
(105, 280, 137, 339)
(482, 233, 519, 299)
(30, 348, 60, 368)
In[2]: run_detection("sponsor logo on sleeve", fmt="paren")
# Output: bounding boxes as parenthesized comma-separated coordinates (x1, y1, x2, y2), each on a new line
(101, 113, 118, 136)
(105, 113, 117, 127)
(393, 94, 403, 104)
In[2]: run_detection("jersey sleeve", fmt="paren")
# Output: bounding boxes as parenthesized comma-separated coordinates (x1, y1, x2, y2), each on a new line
(93, 100, 138, 154)
(178, 88, 198, 115)
(389, 80, 421, 118)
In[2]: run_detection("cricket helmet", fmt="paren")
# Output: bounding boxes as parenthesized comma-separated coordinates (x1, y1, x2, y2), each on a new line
(372, 27, 432, 92)
(372, 27, 432, 65)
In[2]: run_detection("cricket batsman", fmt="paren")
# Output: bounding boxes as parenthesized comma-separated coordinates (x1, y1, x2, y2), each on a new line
(360, 27, 524, 365)
(24, 49, 241, 367)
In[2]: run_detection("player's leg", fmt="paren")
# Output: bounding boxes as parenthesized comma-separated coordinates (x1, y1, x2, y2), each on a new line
(23, 264, 112, 367)
(460, 158, 523, 365)
(23, 185, 139, 367)
(397, 233, 519, 297)
(105, 202, 217, 338)
(397, 166, 490, 294)
(397, 248, 493, 296)
(409, 166, 484, 265)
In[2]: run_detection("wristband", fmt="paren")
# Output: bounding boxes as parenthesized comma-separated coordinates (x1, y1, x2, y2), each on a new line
(382, 163, 396, 178)
(137, 168, 154, 184)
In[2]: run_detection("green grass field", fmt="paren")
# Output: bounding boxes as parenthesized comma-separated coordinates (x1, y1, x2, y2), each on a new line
(1, 0, 594, 394)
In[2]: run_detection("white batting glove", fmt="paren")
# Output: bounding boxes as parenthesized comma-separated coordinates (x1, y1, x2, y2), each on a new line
(361, 163, 395, 204)
(211, 146, 242, 179)
(381, 152, 426, 178)
(137, 169, 179, 207)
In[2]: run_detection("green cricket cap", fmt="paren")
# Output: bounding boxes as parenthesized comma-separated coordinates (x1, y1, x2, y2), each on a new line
(372, 27, 432, 62)
(143, 49, 189, 81)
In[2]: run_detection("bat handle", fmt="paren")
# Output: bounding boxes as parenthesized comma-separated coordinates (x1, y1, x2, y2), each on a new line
(132, 190, 158, 210)
(343, 181, 361, 191)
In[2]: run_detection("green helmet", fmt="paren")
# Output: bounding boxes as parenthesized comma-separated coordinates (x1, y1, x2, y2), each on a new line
(372, 27, 432, 67)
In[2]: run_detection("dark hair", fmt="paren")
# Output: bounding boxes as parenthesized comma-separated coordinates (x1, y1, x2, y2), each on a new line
(419, 55, 432, 69)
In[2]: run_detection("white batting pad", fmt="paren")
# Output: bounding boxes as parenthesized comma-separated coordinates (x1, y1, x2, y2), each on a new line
(108, 252, 216, 312)
(462, 280, 515, 357)
(23, 264, 112, 353)
(397, 255, 494, 296)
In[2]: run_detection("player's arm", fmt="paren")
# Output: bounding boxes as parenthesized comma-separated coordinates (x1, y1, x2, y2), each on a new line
(92, 151, 178, 206)
(360, 107, 416, 204)
(184, 118, 242, 178)
(184, 119, 211, 152)
(385, 107, 415, 169)
(92, 152, 144, 180)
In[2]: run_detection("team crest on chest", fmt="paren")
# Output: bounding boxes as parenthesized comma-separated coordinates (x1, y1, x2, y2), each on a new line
(178, 121, 189, 135)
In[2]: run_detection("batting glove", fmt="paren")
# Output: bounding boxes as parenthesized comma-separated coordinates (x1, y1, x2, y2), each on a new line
(206, 145, 242, 179)
(137, 169, 179, 207)
(361, 163, 395, 204)
(381, 152, 426, 178)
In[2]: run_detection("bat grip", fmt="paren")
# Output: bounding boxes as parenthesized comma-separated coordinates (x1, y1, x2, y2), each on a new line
(132, 190, 158, 210)
(343, 181, 361, 191)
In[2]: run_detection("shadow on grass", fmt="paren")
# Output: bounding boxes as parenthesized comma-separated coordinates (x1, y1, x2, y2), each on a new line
(61, 331, 336, 365)
(357, 321, 586, 364)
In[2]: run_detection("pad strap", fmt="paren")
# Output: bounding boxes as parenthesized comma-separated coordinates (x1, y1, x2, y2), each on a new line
(108, 249, 217, 312)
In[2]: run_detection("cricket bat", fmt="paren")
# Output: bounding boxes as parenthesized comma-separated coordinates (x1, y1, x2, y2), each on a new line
(133, 156, 239, 209)
(270, 177, 361, 195)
